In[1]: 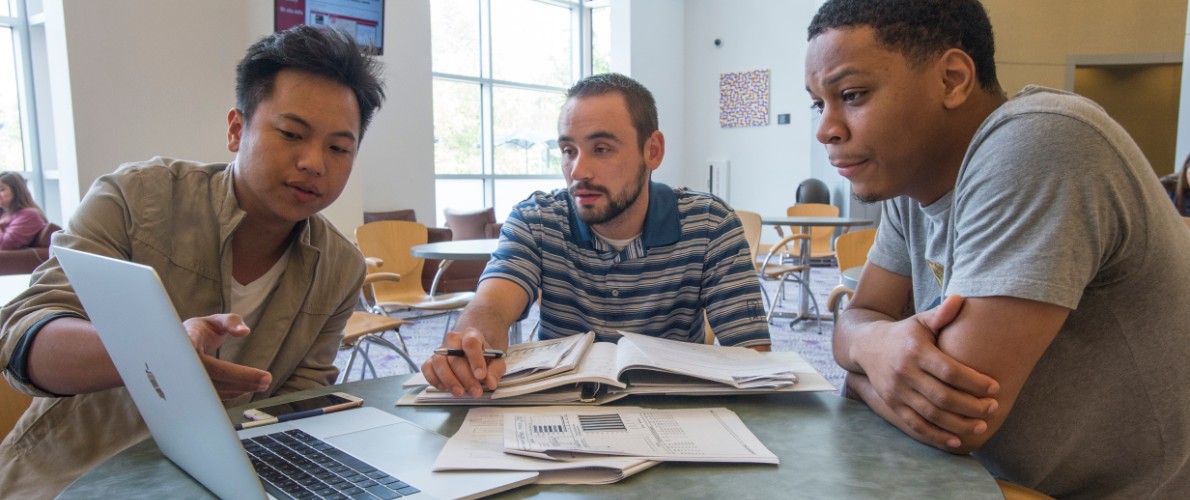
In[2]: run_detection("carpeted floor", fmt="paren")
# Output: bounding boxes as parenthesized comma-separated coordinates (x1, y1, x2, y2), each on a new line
(334, 265, 848, 388)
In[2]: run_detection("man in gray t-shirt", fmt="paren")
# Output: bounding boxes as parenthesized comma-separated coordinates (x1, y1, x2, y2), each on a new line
(807, 1, 1190, 498)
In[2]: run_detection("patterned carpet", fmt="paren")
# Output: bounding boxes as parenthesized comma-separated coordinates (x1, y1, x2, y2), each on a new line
(334, 265, 848, 388)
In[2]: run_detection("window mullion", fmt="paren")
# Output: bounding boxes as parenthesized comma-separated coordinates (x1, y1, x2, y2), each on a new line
(12, 0, 42, 204)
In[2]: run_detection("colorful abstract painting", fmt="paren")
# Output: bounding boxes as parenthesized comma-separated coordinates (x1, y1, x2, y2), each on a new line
(720, 69, 770, 128)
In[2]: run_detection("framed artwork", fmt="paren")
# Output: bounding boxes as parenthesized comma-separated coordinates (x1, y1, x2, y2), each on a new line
(720, 69, 770, 128)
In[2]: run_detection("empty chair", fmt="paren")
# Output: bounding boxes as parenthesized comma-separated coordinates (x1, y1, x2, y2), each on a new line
(775, 203, 841, 265)
(339, 272, 418, 382)
(826, 228, 877, 322)
(355, 221, 474, 332)
(737, 210, 822, 334)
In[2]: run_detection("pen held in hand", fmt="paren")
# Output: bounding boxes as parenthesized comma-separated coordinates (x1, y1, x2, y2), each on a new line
(434, 347, 505, 359)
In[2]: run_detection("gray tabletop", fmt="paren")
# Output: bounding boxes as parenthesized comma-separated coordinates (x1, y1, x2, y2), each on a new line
(62, 375, 1001, 499)
(409, 238, 499, 261)
(761, 216, 874, 228)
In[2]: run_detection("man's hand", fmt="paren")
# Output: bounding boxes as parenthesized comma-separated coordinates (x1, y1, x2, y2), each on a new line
(183, 313, 272, 400)
(422, 327, 507, 398)
(847, 295, 1000, 449)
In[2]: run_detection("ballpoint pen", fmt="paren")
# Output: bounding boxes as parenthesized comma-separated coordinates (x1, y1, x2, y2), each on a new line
(433, 347, 505, 358)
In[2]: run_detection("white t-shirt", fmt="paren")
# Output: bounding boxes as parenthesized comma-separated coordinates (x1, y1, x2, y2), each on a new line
(230, 246, 292, 329)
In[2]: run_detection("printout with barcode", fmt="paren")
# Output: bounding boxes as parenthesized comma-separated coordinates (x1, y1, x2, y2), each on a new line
(503, 407, 778, 464)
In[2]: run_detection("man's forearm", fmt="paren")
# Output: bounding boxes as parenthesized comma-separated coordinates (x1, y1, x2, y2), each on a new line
(26, 317, 122, 395)
(833, 307, 899, 374)
(452, 300, 518, 351)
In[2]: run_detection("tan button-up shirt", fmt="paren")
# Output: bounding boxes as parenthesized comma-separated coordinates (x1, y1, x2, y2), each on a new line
(0, 157, 365, 497)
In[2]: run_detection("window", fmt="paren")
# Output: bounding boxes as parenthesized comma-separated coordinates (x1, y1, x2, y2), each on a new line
(0, 0, 55, 223)
(431, 0, 608, 226)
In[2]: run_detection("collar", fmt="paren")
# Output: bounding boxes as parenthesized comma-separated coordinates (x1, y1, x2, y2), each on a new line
(568, 181, 680, 248)
(213, 162, 313, 252)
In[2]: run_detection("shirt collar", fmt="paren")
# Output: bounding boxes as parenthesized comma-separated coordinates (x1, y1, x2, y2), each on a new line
(568, 181, 680, 248)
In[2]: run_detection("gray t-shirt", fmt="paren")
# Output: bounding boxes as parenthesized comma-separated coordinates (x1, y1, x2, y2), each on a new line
(869, 86, 1190, 498)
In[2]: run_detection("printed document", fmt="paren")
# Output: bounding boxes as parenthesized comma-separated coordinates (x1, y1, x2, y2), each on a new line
(433, 406, 659, 484)
(503, 407, 778, 464)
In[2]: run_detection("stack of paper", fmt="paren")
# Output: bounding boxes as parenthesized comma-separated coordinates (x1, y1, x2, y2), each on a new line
(433, 406, 777, 486)
(500, 332, 594, 386)
(503, 407, 779, 464)
(432, 406, 660, 485)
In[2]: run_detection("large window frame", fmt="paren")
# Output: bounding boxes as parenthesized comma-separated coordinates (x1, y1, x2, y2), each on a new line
(431, 0, 607, 225)
(0, 0, 46, 209)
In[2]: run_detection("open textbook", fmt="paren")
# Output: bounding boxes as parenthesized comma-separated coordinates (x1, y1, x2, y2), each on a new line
(399, 331, 836, 406)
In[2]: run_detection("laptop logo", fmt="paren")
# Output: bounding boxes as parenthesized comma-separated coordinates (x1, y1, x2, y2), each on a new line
(145, 363, 166, 400)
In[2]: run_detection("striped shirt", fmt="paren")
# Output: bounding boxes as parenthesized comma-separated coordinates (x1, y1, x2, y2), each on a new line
(481, 182, 770, 347)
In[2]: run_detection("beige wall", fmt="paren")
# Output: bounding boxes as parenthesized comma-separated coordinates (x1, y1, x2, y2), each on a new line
(986, 0, 1187, 94)
(1076, 64, 1182, 176)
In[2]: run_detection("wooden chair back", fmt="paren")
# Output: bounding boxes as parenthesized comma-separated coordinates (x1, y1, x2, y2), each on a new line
(834, 228, 877, 273)
(785, 203, 840, 258)
(355, 221, 430, 299)
(735, 210, 763, 267)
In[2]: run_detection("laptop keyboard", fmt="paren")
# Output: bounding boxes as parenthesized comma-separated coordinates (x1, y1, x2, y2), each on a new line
(242, 429, 422, 499)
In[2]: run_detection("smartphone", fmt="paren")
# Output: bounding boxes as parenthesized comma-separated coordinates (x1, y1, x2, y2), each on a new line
(242, 392, 364, 421)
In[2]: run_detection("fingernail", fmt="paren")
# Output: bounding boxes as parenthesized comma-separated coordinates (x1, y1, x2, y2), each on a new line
(474, 368, 485, 379)
(451, 387, 463, 397)
(974, 422, 987, 434)
(988, 400, 999, 414)
(948, 438, 961, 448)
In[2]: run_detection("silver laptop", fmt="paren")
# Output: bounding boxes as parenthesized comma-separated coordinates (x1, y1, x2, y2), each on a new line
(55, 247, 536, 500)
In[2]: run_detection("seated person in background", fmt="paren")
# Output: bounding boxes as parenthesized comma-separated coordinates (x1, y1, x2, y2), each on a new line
(1159, 154, 1189, 216)
(0, 171, 48, 250)
(807, 0, 1190, 497)
(424, 73, 770, 397)
(0, 26, 385, 497)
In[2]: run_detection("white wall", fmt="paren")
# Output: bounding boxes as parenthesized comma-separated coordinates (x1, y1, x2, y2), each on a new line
(48, 0, 245, 217)
(612, 0, 686, 189)
(682, 0, 824, 224)
(1178, 1, 1190, 167)
(45, 0, 436, 239)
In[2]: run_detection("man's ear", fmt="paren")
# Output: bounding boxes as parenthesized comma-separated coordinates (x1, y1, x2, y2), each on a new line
(644, 130, 665, 171)
(939, 48, 977, 109)
(227, 108, 244, 153)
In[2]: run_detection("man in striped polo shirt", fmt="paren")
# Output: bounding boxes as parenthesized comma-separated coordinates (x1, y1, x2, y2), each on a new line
(423, 73, 771, 398)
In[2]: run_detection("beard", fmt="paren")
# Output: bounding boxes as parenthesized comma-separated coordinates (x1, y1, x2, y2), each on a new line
(569, 162, 649, 225)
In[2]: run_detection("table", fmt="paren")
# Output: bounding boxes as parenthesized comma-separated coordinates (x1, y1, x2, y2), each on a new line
(61, 374, 1001, 499)
(410, 238, 499, 297)
(759, 217, 873, 326)
(0, 273, 32, 303)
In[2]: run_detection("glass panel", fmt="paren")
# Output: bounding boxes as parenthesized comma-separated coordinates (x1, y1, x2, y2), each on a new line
(433, 79, 482, 175)
(590, 6, 611, 74)
(435, 179, 486, 227)
(0, 28, 25, 173)
(430, 0, 480, 77)
(493, 177, 565, 223)
(0, 1, 10, 17)
(491, 0, 571, 87)
(492, 86, 565, 176)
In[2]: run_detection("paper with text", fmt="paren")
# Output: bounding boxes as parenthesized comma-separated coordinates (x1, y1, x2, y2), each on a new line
(504, 407, 778, 464)
(433, 406, 658, 484)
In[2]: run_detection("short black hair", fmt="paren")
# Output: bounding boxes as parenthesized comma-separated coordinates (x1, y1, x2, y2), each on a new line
(808, 0, 1002, 94)
(236, 25, 386, 139)
(565, 73, 658, 150)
